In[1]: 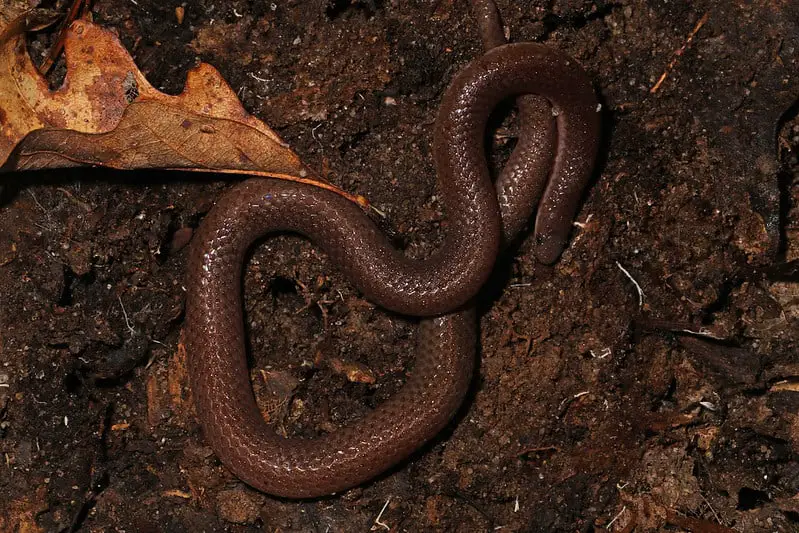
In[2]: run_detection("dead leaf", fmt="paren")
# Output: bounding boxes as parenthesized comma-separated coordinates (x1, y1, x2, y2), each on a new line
(329, 357, 376, 384)
(0, 13, 365, 205)
(255, 369, 299, 423)
(0, 1, 39, 34)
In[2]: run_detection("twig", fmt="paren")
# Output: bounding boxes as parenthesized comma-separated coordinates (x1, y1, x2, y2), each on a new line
(701, 492, 723, 527)
(118, 296, 136, 337)
(28, 190, 49, 216)
(590, 347, 612, 359)
(369, 204, 387, 218)
(678, 327, 725, 340)
(606, 505, 627, 529)
(372, 497, 391, 531)
(650, 12, 709, 94)
(39, 0, 93, 75)
(56, 187, 91, 212)
(557, 391, 590, 418)
(616, 261, 644, 309)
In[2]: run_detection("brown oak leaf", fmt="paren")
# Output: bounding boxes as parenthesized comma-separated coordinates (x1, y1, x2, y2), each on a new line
(0, 11, 363, 204)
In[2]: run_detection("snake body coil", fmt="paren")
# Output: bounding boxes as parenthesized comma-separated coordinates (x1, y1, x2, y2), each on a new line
(186, 38, 599, 497)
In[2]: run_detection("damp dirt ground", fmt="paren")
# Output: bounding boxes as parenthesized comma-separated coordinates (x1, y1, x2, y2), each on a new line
(2, 0, 799, 531)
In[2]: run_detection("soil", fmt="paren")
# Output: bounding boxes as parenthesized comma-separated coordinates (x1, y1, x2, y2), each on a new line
(1, 0, 799, 531)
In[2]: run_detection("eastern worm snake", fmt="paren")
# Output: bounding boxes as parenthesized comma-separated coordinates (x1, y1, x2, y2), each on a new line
(185, 1, 600, 498)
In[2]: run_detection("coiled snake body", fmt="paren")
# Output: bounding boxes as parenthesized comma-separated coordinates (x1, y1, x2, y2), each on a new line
(185, 2, 600, 498)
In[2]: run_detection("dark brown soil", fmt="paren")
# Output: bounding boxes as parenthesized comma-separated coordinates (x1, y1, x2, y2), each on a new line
(2, 0, 799, 531)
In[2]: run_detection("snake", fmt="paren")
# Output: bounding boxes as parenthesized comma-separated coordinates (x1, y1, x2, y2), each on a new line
(185, 0, 600, 498)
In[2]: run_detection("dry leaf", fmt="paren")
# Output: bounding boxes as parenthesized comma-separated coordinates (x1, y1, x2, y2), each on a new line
(329, 357, 377, 384)
(0, 0, 35, 32)
(0, 11, 363, 204)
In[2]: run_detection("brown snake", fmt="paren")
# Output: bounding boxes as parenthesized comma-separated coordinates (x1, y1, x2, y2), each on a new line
(185, 1, 600, 498)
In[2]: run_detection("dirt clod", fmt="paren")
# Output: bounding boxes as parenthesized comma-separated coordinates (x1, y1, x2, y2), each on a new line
(216, 487, 263, 525)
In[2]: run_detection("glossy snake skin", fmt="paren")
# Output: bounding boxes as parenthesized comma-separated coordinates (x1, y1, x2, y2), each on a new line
(185, 1, 600, 498)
